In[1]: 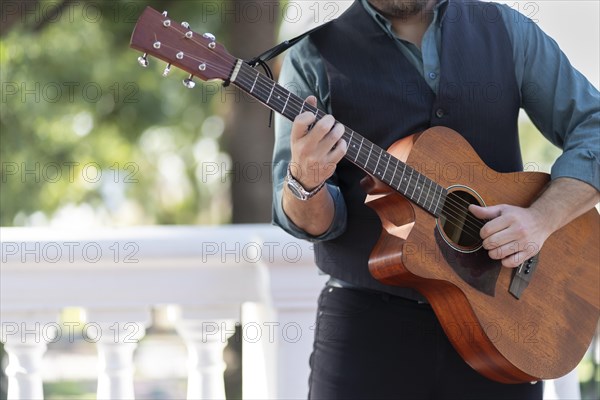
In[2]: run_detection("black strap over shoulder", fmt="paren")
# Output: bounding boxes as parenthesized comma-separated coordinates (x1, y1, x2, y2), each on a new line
(242, 22, 332, 126)
(247, 22, 332, 67)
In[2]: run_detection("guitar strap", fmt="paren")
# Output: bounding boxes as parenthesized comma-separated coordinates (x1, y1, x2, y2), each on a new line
(246, 22, 332, 67)
(241, 22, 333, 127)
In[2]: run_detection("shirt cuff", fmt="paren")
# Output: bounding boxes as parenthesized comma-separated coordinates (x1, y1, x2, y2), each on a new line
(551, 149, 600, 192)
(272, 183, 347, 242)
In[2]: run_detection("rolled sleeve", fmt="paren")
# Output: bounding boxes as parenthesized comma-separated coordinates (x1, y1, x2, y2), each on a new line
(271, 38, 348, 241)
(272, 181, 347, 242)
(500, 4, 600, 192)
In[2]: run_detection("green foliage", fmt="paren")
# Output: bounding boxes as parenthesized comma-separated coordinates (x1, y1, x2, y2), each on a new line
(1, 0, 234, 226)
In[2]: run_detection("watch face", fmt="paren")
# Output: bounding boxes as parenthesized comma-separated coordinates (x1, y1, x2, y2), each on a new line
(287, 180, 307, 200)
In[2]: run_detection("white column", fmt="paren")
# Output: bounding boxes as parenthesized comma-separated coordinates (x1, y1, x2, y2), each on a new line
(86, 310, 148, 400)
(4, 342, 47, 400)
(239, 229, 326, 400)
(176, 315, 236, 400)
(1, 313, 59, 400)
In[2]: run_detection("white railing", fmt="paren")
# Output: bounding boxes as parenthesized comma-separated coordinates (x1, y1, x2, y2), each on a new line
(0, 225, 585, 400)
(0, 225, 327, 400)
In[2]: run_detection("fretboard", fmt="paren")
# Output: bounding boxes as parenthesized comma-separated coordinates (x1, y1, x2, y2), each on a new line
(232, 61, 447, 216)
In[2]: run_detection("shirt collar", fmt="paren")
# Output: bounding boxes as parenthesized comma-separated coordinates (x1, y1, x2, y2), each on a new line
(359, 0, 449, 40)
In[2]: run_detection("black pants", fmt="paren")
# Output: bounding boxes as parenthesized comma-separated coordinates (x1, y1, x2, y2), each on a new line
(308, 285, 543, 399)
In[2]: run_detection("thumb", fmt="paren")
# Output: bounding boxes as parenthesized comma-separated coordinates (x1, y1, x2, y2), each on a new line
(469, 204, 502, 220)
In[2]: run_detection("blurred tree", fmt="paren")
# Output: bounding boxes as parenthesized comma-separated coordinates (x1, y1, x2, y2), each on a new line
(1, 0, 279, 227)
(222, 0, 276, 223)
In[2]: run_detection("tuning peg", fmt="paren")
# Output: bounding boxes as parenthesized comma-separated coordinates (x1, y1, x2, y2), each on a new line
(137, 53, 149, 67)
(183, 75, 196, 89)
(181, 21, 190, 29)
(203, 33, 216, 49)
(163, 64, 171, 77)
(162, 11, 168, 17)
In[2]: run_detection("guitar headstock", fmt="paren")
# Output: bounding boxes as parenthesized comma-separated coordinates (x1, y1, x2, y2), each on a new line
(130, 7, 237, 87)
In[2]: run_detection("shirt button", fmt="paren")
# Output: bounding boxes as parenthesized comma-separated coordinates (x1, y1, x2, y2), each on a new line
(435, 108, 445, 118)
(428, 72, 437, 80)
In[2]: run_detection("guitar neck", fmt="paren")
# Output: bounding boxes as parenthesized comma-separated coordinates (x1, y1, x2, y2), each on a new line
(231, 60, 445, 217)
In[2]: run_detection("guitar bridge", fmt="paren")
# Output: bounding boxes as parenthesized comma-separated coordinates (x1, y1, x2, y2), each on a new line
(509, 254, 540, 299)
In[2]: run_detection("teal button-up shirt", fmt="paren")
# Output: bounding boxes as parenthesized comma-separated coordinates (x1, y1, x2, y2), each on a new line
(273, 0, 600, 241)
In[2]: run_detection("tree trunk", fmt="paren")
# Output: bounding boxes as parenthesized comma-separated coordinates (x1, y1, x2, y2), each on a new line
(223, 0, 277, 223)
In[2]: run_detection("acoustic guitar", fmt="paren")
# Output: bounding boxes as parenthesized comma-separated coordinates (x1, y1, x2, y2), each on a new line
(130, 7, 599, 384)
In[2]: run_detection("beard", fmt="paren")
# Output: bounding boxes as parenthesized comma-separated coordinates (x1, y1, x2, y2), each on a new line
(367, 0, 431, 19)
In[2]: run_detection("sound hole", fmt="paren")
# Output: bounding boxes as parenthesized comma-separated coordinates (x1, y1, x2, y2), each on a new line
(437, 187, 485, 253)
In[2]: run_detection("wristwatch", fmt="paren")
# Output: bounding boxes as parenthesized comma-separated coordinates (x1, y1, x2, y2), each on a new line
(285, 164, 326, 201)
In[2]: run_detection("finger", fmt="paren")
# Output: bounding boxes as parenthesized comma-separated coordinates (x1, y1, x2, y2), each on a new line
(311, 115, 337, 142)
(482, 228, 513, 250)
(297, 96, 319, 130)
(487, 238, 539, 267)
(469, 204, 502, 220)
(488, 240, 520, 261)
(291, 111, 318, 140)
(501, 249, 535, 269)
(305, 95, 317, 108)
(327, 139, 348, 164)
(322, 122, 345, 149)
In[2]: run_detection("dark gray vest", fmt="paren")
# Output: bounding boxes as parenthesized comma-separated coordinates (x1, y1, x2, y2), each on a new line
(310, 0, 522, 298)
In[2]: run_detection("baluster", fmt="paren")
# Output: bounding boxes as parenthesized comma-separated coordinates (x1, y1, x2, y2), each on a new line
(86, 310, 149, 400)
(4, 342, 47, 400)
(1, 312, 59, 400)
(175, 317, 236, 400)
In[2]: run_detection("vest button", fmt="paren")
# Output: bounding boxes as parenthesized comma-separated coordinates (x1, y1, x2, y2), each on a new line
(435, 108, 445, 118)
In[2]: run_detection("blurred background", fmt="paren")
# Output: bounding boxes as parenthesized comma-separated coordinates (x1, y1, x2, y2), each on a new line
(1, 0, 598, 399)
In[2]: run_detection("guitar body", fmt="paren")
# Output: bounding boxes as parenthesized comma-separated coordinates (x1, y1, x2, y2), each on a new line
(365, 126, 600, 383)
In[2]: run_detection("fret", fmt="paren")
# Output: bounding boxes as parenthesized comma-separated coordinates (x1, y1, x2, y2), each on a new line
(250, 74, 260, 93)
(346, 130, 356, 158)
(416, 175, 424, 204)
(283, 95, 302, 120)
(282, 92, 291, 115)
(356, 137, 364, 163)
(434, 186, 442, 215)
(397, 164, 406, 191)
(391, 160, 399, 189)
(300, 99, 307, 114)
(374, 150, 382, 178)
(249, 73, 259, 94)
(423, 181, 432, 210)
(366, 142, 374, 169)
(266, 82, 275, 104)
(406, 169, 414, 197)
(411, 173, 419, 199)
(252, 74, 268, 103)
(383, 153, 391, 182)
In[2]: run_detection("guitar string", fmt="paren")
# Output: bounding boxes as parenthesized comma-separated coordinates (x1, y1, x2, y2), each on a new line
(152, 34, 487, 239)
(230, 67, 487, 235)
(228, 67, 487, 239)
(231, 68, 488, 241)
(232, 69, 488, 236)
